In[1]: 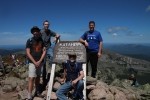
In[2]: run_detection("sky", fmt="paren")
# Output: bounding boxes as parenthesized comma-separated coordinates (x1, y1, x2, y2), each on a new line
(0, 0, 150, 45)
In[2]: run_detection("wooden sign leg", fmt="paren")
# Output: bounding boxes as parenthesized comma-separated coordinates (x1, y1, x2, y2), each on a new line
(83, 63, 86, 100)
(46, 63, 56, 100)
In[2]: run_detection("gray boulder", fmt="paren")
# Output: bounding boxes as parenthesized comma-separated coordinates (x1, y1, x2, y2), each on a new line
(86, 76, 97, 85)
(2, 85, 13, 92)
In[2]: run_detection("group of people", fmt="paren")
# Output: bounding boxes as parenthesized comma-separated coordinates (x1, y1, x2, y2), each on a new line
(26, 20, 103, 100)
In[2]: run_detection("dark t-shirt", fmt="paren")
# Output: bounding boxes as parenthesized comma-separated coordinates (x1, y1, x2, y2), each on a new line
(41, 28, 56, 49)
(63, 60, 83, 81)
(26, 37, 45, 63)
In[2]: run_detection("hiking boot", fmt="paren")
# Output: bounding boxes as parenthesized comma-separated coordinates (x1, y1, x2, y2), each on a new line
(33, 90, 40, 97)
(78, 98, 84, 100)
(26, 98, 33, 100)
(72, 98, 84, 100)
(72, 96, 84, 100)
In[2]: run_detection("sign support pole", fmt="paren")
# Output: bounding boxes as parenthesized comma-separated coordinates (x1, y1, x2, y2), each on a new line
(83, 63, 86, 100)
(46, 63, 56, 100)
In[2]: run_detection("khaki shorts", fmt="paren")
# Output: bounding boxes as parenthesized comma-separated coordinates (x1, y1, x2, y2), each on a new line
(28, 63, 43, 77)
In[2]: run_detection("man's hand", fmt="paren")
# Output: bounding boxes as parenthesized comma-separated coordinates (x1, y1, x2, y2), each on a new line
(53, 35, 60, 43)
(98, 52, 102, 58)
(72, 79, 78, 87)
(34, 61, 41, 68)
(59, 78, 66, 84)
(34, 62, 39, 68)
(84, 41, 88, 47)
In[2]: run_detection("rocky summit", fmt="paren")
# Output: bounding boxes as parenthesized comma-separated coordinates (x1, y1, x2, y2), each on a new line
(0, 49, 150, 100)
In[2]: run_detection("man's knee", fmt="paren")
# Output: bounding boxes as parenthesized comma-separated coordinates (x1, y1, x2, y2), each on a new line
(78, 80, 84, 86)
(29, 77, 35, 81)
(56, 90, 61, 97)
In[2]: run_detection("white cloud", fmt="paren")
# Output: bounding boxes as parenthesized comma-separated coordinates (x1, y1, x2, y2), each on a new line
(139, 34, 143, 37)
(1, 32, 13, 35)
(107, 26, 141, 37)
(112, 33, 118, 36)
(0, 31, 82, 45)
(107, 26, 128, 34)
(1, 32, 28, 36)
(0, 32, 30, 45)
(146, 5, 150, 12)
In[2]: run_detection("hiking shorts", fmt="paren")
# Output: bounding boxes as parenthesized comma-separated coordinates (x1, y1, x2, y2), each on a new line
(28, 63, 43, 77)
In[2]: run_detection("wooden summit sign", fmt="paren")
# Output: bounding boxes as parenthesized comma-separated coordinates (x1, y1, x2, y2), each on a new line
(47, 41, 87, 100)
(53, 41, 86, 63)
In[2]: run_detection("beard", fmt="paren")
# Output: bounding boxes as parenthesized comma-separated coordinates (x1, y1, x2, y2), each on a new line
(69, 60, 76, 66)
(33, 35, 41, 40)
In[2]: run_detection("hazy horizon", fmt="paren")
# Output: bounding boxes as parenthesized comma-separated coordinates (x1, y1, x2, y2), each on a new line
(0, 0, 150, 45)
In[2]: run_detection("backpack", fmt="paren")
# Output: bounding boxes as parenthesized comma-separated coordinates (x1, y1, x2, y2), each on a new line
(28, 37, 43, 46)
(29, 38, 33, 46)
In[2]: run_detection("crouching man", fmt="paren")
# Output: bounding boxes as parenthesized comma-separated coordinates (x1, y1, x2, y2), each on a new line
(56, 53, 84, 100)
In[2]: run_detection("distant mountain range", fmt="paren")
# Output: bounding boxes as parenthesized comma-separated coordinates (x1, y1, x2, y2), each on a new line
(104, 43, 150, 61)
(0, 45, 25, 56)
(0, 43, 150, 61)
(0, 49, 24, 56)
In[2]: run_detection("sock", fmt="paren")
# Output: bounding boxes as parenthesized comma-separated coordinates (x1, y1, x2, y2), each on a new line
(28, 92, 32, 99)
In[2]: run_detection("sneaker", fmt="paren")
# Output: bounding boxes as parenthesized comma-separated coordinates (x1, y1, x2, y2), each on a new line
(26, 98, 33, 100)
(79, 98, 84, 100)
(72, 98, 84, 100)
(33, 90, 40, 97)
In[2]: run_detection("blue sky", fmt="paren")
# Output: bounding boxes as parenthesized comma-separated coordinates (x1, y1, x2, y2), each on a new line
(0, 0, 150, 45)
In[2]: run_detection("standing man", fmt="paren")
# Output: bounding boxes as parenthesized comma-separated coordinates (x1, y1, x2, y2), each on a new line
(41, 20, 60, 54)
(26, 26, 46, 100)
(56, 53, 84, 99)
(79, 21, 103, 78)
(41, 20, 60, 90)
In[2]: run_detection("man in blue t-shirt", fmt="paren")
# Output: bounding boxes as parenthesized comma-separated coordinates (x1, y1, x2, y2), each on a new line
(56, 53, 84, 99)
(79, 21, 103, 78)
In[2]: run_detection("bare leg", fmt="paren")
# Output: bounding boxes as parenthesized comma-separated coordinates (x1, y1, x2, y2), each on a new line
(28, 77, 35, 99)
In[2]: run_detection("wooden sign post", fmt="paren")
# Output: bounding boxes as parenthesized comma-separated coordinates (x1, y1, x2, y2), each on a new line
(47, 41, 86, 100)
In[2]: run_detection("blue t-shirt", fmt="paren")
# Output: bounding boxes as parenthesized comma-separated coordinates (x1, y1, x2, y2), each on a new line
(81, 30, 103, 52)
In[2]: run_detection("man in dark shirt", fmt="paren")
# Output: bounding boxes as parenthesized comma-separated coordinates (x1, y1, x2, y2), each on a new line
(41, 20, 60, 55)
(56, 53, 84, 100)
(26, 26, 46, 100)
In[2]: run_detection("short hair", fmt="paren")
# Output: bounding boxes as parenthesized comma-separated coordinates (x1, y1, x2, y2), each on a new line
(89, 21, 95, 26)
(30, 26, 40, 34)
(43, 20, 49, 25)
